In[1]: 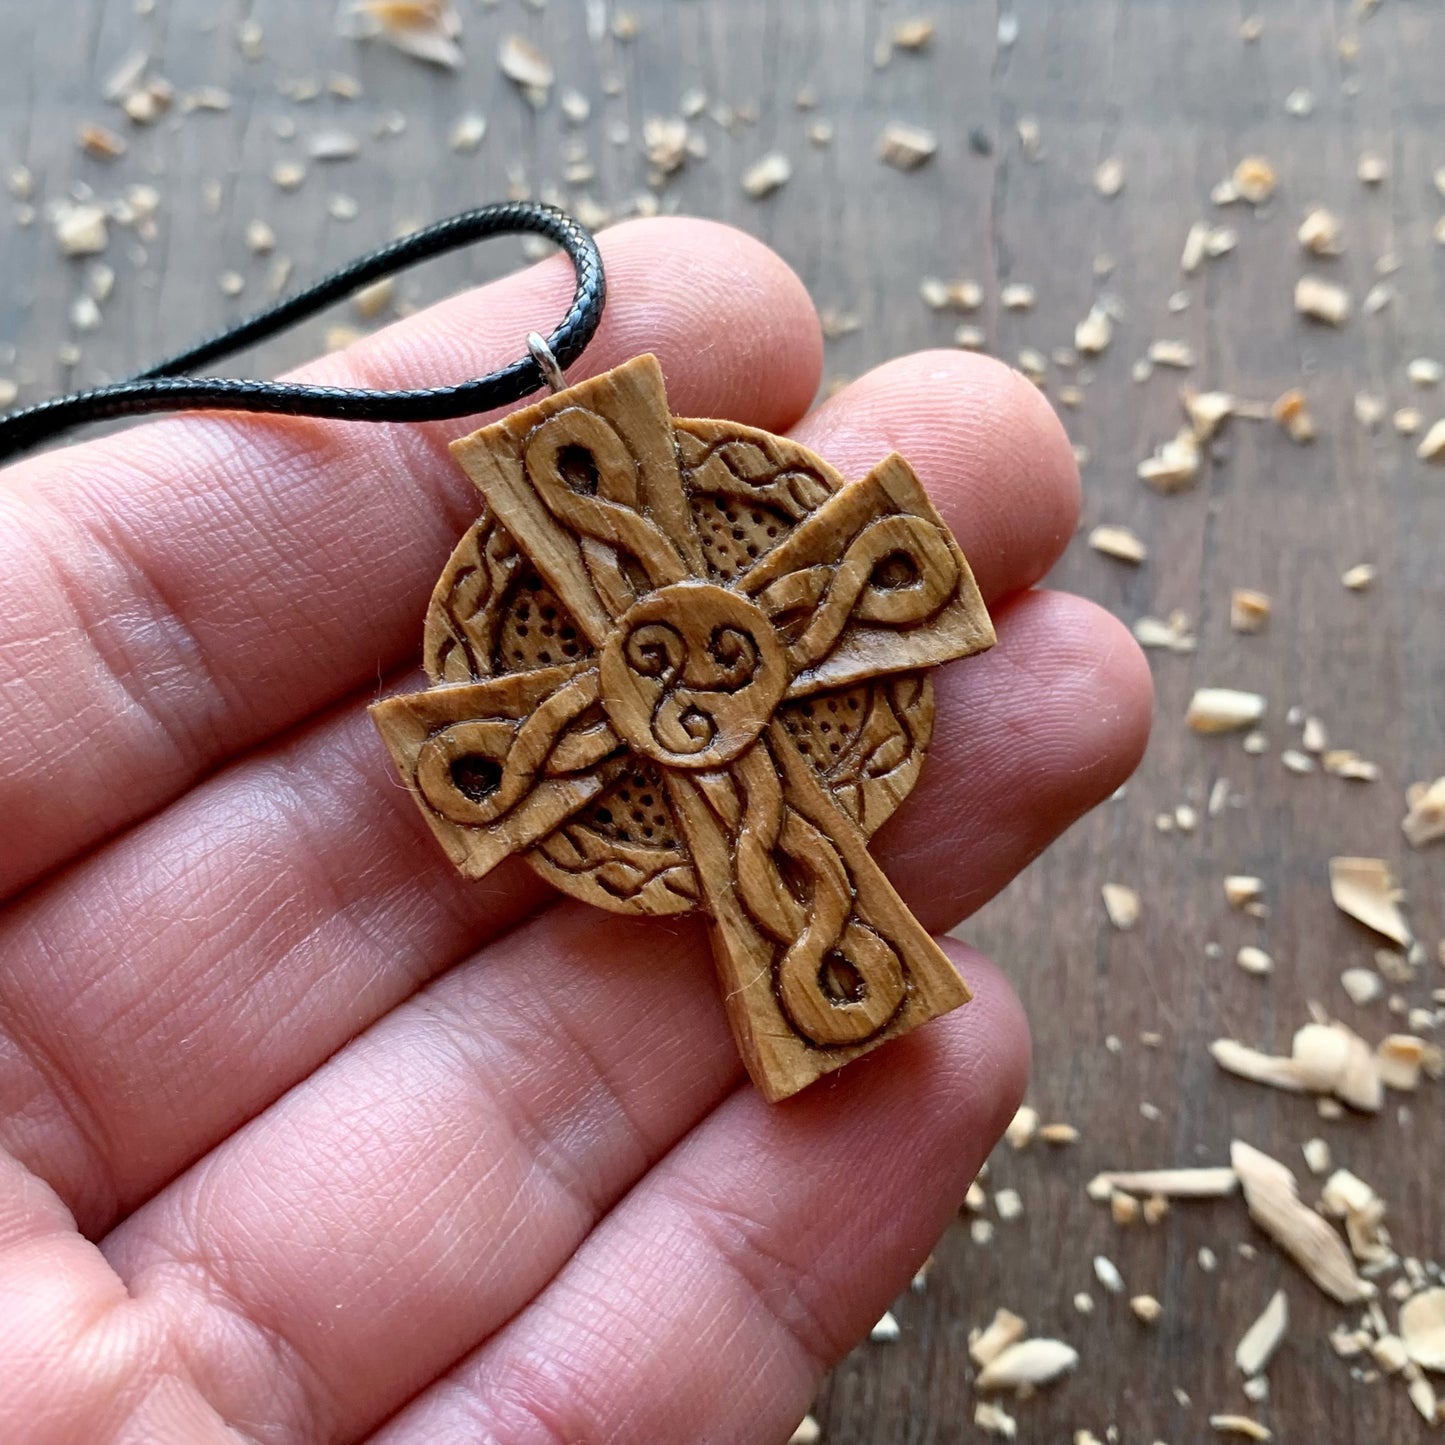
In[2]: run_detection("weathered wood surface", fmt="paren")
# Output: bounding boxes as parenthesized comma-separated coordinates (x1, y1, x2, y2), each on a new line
(2, 1, 1442, 1440)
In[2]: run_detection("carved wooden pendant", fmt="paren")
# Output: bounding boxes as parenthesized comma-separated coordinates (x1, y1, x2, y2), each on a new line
(370, 355, 996, 1101)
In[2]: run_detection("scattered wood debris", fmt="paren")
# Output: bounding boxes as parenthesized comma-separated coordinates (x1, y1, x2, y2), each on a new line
(970, 1308, 1029, 1367)
(1357, 151, 1388, 185)
(1000, 282, 1036, 311)
(1230, 590, 1271, 634)
(1295, 276, 1352, 326)
(1271, 387, 1315, 442)
(921, 277, 983, 311)
(1298, 206, 1343, 255)
(1225, 876, 1264, 908)
(1209, 1415, 1272, 1441)
(878, 122, 937, 170)
(1095, 157, 1124, 197)
(1102, 883, 1140, 930)
(1074, 305, 1112, 355)
(1088, 524, 1146, 563)
(1232, 156, 1278, 205)
(498, 34, 553, 99)
(1133, 612, 1197, 653)
(355, 0, 463, 69)
(1138, 427, 1202, 492)
(1401, 1287, 1445, 1372)
(976, 1338, 1079, 1392)
(1342, 562, 1376, 590)
(741, 152, 792, 199)
(1232, 1141, 1371, 1303)
(1130, 1294, 1162, 1324)
(78, 123, 127, 161)
(1236, 945, 1273, 977)
(1329, 857, 1412, 945)
(892, 17, 935, 50)
(973, 1401, 1017, 1438)
(1418, 418, 1445, 462)
(788, 1416, 821, 1445)
(1235, 1289, 1288, 1377)
(1403, 776, 1445, 847)
(870, 1310, 901, 1341)
(1211, 1020, 1383, 1112)
(54, 203, 108, 257)
(1188, 688, 1266, 733)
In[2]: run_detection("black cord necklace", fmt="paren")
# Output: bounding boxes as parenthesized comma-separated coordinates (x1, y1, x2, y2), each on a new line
(0, 200, 605, 463)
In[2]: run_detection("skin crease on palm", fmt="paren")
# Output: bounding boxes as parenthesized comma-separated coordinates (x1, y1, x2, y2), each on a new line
(0, 218, 1152, 1445)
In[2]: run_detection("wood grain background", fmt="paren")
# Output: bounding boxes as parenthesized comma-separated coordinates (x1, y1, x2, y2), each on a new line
(1, 2, 1441, 1441)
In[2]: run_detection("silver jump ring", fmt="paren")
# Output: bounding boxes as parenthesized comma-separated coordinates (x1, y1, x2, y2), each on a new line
(527, 332, 567, 394)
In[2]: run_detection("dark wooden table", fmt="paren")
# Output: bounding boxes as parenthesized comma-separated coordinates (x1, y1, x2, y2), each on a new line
(2, 2, 1441, 1441)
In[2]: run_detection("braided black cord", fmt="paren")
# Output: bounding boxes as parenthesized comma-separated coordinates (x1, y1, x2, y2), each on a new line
(0, 201, 605, 462)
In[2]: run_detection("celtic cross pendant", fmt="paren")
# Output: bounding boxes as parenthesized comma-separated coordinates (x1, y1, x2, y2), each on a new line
(370, 355, 995, 1101)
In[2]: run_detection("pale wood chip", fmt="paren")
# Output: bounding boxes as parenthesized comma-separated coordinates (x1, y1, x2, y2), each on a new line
(976, 1338, 1080, 1391)
(1231, 1140, 1370, 1303)
(1181, 220, 1210, 273)
(1403, 776, 1445, 847)
(78, 122, 127, 160)
(1408, 357, 1444, 387)
(1089, 524, 1146, 563)
(1209, 1415, 1272, 1441)
(920, 277, 983, 311)
(1139, 428, 1202, 491)
(1211, 1039, 1307, 1092)
(1417, 418, 1445, 462)
(870, 1310, 901, 1341)
(878, 121, 937, 169)
(1040, 1123, 1079, 1145)
(1226, 876, 1264, 908)
(1271, 387, 1315, 442)
(1075, 305, 1112, 355)
(1340, 968, 1383, 1005)
(1401, 1287, 1445, 1372)
(788, 1415, 822, 1445)
(54, 203, 109, 257)
(1188, 688, 1266, 733)
(1183, 389, 1234, 440)
(1295, 275, 1352, 326)
(1235, 1289, 1289, 1374)
(449, 113, 487, 152)
(1230, 589, 1271, 634)
(1005, 1104, 1038, 1149)
(1133, 613, 1197, 652)
(1000, 282, 1035, 311)
(995, 1188, 1023, 1221)
(970, 1307, 1029, 1367)
(1329, 857, 1412, 946)
(1232, 156, 1277, 205)
(1129, 1294, 1161, 1324)
(1148, 339, 1195, 369)
(1102, 883, 1140, 930)
(1395, 406, 1425, 435)
(973, 1401, 1018, 1438)
(892, 17, 936, 50)
(1303, 1137, 1331, 1174)
(1298, 206, 1343, 255)
(1092, 1166, 1238, 1199)
(357, 0, 463, 69)
(1093, 1255, 1125, 1294)
(1237, 946, 1273, 977)
(498, 34, 552, 91)
(1095, 157, 1124, 197)
(741, 152, 792, 199)
(1376, 1034, 1426, 1090)
(1342, 562, 1376, 590)
(1357, 151, 1388, 184)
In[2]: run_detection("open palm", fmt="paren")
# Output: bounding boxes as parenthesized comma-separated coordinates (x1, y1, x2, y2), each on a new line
(0, 219, 1150, 1445)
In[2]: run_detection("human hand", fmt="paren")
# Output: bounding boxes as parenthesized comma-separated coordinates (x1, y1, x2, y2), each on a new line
(0, 218, 1150, 1444)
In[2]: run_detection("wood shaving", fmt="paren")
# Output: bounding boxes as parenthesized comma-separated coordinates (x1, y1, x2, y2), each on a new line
(1271, 388, 1315, 442)
(1340, 968, 1384, 1005)
(1231, 1140, 1370, 1303)
(1102, 883, 1141, 930)
(1281, 748, 1314, 774)
(642, 117, 690, 175)
(1357, 152, 1388, 185)
(974, 1402, 1018, 1438)
(878, 121, 937, 170)
(1408, 357, 1444, 387)
(449, 113, 487, 152)
(870, 1310, 901, 1341)
(1230, 590, 1271, 634)
(78, 123, 127, 161)
(1226, 876, 1264, 908)
(1303, 1137, 1332, 1174)
(1094, 1255, 1125, 1294)
(1148, 339, 1195, 369)
(498, 34, 553, 93)
(1182, 389, 1236, 441)
(307, 129, 361, 161)
(1295, 276, 1352, 326)
(1088, 524, 1146, 563)
(741, 152, 792, 199)
(1211, 1039, 1308, 1093)
(1133, 613, 1197, 652)
(1235, 1290, 1289, 1375)
(1403, 777, 1445, 847)
(272, 161, 306, 191)
(1000, 282, 1036, 311)
(1209, 1416, 1272, 1441)
(975, 1338, 1080, 1391)
(1232, 156, 1278, 205)
(970, 1307, 1028, 1366)
(995, 1188, 1023, 1221)
(1417, 418, 1445, 462)
(1095, 157, 1124, 197)
(788, 1416, 822, 1445)
(1354, 392, 1385, 429)
(1400, 1287, 1445, 1372)
(920, 278, 983, 311)
(1111, 1190, 1140, 1225)
(1342, 563, 1376, 590)
(892, 17, 935, 50)
(1130, 1294, 1162, 1324)
(54, 204, 108, 258)
(1298, 207, 1343, 255)
(1376, 1034, 1426, 1091)
(1040, 1123, 1079, 1145)
(1074, 305, 1113, 355)
(1005, 1104, 1038, 1149)
(1329, 857, 1412, 945)
(356, 0, 463, 69)
(1237, 946, 1273, 977)
(1188, 688, 1266, 733)
(1138, 427, 1202, 492)
(1395, 407, 1424, 435)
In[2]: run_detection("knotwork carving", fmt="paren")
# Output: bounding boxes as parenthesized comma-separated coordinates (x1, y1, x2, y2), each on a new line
(371, 355, 996, 1101)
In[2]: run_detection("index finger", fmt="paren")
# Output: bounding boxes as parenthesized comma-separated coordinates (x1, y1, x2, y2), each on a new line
(0, 217, 823, 898)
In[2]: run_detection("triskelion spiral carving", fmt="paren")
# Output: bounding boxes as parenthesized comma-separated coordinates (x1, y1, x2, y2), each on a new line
(371, 355, 995, 1101)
